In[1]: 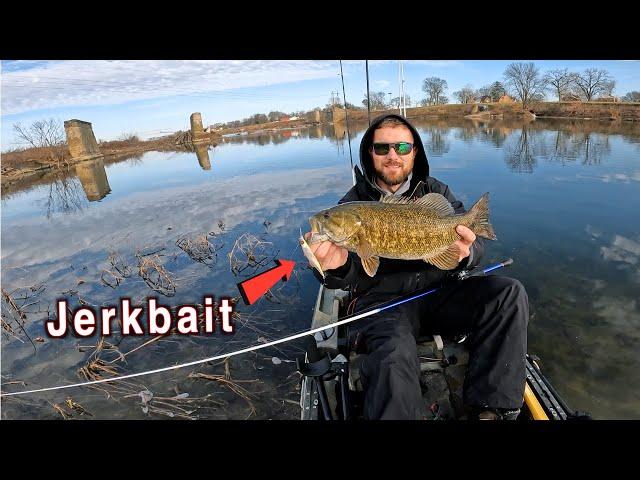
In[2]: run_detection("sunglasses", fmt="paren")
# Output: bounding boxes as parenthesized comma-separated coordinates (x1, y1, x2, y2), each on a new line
(371, 142, 414, 156)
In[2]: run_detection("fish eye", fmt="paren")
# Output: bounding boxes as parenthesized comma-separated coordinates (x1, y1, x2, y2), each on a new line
(323, 212, 330, 219)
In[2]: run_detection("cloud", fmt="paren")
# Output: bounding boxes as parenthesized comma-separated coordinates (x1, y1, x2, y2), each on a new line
(1, 61, 340, 115)
(576, 171, 640, 183)
(1, 164, 352, 270)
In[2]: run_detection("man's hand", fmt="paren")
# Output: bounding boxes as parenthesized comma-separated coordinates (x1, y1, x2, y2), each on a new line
(304, 232, 348, 271)
(455, 225, 476, 262)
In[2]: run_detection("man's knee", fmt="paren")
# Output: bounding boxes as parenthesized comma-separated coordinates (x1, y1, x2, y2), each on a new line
(362, 329, 419, 375)
(479, 276, 529, 329)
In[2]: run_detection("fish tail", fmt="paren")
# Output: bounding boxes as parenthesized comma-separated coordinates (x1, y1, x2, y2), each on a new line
(468, 192, 497, 240)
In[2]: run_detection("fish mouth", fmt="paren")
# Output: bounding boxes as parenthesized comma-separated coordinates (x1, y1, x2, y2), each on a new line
(308, 232, 329, 244)
(308, 216, 329, 244)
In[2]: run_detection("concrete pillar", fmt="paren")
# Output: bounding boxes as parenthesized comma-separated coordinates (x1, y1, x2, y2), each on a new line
(190, 112, 205, 141)
(64, 119, 103, 161)
(194, 143, 212, 170)
(333, 106, 346, 123)
(75, 158, 111, 201)
(314, 110, 321, 123)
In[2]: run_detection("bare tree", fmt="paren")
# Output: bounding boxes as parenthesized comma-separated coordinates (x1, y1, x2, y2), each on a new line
(476, 85, 492, 100)
(622, 91, 640, 102)
(571, 68, 614, 101)
(422, 77, 448, 105)
(503, 62, 547, 108)
(453, 85, 476, 104)
(12, 118, 67, 163)
(391, 94, 412, 108)
(362, 91, 388, 110)
(544, 68, 573, 101)
(602, 79, 616, 97)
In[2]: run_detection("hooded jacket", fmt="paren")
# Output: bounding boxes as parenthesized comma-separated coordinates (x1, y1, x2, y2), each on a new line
(320, 113, 484, 296)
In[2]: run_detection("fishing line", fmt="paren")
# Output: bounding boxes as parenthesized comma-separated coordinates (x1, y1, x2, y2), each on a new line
(1, 260, 512, 397)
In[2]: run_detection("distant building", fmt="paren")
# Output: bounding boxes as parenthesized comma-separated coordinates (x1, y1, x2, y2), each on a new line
(498, 94, 516, 104)
(480, 95, 492, 103)
(289, 116, 299, 121)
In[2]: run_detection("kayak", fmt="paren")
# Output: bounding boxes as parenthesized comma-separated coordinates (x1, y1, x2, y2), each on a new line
(298, 284, 590, 420)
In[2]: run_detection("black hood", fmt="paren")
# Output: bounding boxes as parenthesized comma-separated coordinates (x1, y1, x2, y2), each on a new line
(355, 113, 430, 196)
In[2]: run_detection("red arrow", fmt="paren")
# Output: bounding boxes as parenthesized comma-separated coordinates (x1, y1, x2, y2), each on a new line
(237, 259, 295, 305)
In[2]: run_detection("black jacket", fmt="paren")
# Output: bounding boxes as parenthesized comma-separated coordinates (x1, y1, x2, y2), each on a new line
(319, 113, 484, 296)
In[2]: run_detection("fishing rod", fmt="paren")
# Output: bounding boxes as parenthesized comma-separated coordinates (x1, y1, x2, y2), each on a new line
(339, 60, 356, 186)
(365, 60, 371, 126)
(0, 259, 514, 398)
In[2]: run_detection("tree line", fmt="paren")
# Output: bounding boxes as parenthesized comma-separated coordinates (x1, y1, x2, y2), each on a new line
(418, 63, 640, 109)
(207, 63, 640, 130)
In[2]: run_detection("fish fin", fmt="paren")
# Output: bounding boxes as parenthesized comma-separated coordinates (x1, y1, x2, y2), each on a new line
(424, 243, 460, 270)
(360, 255, 380, 277)
(414, 193, 455, 216)
(380, 194, 412, 204)
(356, 238, 380, 277)
(468, 192, 497, 240)
(380, 192, 455, 217)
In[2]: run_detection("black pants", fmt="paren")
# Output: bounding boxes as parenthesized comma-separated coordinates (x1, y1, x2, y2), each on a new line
(350, 275, 529, 420)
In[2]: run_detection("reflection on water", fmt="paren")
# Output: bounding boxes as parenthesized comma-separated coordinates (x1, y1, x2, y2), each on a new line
(194, 143, 212, 170)
(2, 117, 640, 419)
(76, 158, 112, 201)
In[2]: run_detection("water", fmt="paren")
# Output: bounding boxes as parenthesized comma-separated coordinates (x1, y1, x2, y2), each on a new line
(2, 118, 639, 419)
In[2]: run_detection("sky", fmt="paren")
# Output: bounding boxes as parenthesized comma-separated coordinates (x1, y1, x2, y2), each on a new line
(2, 59, 639, 151)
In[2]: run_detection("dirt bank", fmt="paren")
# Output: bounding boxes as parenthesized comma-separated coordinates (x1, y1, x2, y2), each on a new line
(333, 102, 640, 123)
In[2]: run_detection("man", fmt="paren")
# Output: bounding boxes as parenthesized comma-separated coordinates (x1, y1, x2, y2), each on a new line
(305, 114, 529, 420)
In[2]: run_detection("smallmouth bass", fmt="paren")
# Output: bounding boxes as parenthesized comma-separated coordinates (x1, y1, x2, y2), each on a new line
(308, 192, 496, 277)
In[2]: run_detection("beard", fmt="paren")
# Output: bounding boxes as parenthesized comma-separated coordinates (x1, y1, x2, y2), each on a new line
(374, 163, 411, 186)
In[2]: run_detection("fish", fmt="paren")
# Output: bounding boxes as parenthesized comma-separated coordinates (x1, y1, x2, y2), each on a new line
(299, 229, 325, 278)
(308, 192, 496, 277)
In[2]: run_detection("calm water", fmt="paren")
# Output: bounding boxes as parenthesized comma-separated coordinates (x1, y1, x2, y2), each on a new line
(2, 118, 639, 419)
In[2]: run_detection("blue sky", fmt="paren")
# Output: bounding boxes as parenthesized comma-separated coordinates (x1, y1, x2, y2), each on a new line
(2, 60, 639, 151)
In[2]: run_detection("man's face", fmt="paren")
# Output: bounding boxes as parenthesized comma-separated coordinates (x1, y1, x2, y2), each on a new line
(371, 125, 416, 190)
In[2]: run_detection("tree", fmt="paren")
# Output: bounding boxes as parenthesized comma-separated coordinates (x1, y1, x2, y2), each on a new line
(503, 62, 547, 108)
(267, 111, 287, 122)
(571, 68, 614, 101)
(476, 85, 492, 100)
(362, 91, 388, 110)
(12, 118, 67, 163)
(622, 91, 640, 102)
(602, 79, 616, 97)
(422, 77, 448, 105)
(390, 94, 412, 108)
(453, 85, 476, 104)
(489, 81, 506, 102)
(544, 68, 573, 101)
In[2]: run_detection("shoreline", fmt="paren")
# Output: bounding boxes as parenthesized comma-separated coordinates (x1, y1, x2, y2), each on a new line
(3, 103, 639, 188)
